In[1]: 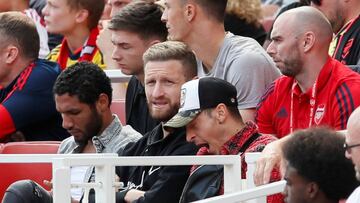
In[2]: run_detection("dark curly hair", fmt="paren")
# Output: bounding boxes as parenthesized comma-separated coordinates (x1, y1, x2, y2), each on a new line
(108, 1, 167, 42)
(53, 62, 112, 106)
(282, 127, 359, 201)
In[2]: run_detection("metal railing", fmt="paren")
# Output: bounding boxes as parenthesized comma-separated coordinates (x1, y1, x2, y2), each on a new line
(0, 153, 284, 203)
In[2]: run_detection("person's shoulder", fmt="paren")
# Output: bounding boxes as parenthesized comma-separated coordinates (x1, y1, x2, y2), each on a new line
(58, 136, 76, 154)
(224, 33, 264, 52)
(330, 59, 360, 86)
(167, 128, 198, 155)
(269, 75, 292, 92)
(31, 59, 61, 80)
(121, 125, 142, 141)
(248, 133, 278, 153)
(127, 76, 141, 88)
(47, 44, 62, 61)
(35, 59, 61, 72)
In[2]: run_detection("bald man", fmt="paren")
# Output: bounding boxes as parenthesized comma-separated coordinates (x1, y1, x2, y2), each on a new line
(345, 107, 360, 202)
(310, 0, 360, 65)
(254, 6, 360, 185)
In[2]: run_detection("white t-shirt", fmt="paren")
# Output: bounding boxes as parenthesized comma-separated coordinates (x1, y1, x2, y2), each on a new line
(71, 166, 90, 201)
(347, 186, 360, 203)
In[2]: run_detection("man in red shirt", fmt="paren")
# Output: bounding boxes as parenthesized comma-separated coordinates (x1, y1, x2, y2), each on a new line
(254, 6, 360, 185)
(256, 6, 360, 138)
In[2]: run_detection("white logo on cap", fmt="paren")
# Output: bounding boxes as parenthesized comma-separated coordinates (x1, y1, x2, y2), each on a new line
(180, 88, 186, 108)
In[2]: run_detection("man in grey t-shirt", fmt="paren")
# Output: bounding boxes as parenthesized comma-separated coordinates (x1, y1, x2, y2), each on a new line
(161, 0, 280, 122)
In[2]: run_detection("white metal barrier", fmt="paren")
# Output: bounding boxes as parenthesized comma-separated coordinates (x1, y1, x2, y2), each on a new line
(0, 153, 277, 203)
(193, 180, 286, 203)
(104, 70, 130, 83)
(51, 155, 241, 203)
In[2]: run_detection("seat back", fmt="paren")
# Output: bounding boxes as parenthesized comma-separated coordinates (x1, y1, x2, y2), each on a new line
(0, 141, 60, 200)
(110, 99, 126, 125)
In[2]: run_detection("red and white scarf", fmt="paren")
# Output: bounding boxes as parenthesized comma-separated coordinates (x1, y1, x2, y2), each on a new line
(57, 27, 99, 70)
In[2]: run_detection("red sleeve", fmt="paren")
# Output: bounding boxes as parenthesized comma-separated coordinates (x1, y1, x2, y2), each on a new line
(255, 82, 276, 134)
(0, 104, 16, 139)
(333, 81, 360, 130)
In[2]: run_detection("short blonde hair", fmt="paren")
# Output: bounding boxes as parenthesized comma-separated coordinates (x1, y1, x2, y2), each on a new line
(226, 0, 262, 25)
(143, 41, 197, 80)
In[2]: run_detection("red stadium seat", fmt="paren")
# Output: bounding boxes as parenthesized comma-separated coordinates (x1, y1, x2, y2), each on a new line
(110, 99, 126, 125)
(0, 141, 60, 200)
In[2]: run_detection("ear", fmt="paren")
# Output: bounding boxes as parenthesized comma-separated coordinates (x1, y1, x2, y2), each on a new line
(215, 104, 227, 124)
(184, 3, 196, 22)
(75, 9, 89, 24)
(302, 31, 315, 53)
(5, 45, 19, 64)
(96, 93, 110, 112)
(147, 39, 161, 47)
(307, 182, 320, 199)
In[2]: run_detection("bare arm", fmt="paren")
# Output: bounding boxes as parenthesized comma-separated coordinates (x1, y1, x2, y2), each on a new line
(254, 135, 290, 185)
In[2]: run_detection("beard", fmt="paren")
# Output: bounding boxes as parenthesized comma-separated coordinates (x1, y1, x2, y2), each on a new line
(280, 57, 303, 77)
(75, 107, 103, 148)
(148, 102, 180, 123)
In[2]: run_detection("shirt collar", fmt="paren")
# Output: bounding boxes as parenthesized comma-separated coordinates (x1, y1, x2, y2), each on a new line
(292, 57, 333, 97)
(91, 114, 123, 152)
(220, 121, 258, 155)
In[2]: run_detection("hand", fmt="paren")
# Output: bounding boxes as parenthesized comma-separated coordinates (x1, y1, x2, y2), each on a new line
(254, 138, 284, 185)
(43, 179, 53, 189)
(124, 189, 145, 203)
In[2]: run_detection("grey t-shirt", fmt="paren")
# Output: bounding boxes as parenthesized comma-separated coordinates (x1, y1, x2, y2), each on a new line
(197, 32, 281, 109)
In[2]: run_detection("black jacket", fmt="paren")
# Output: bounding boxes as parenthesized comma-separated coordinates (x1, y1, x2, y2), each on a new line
(179, 165, 223, 203)
(334, 15, 360, 65)
(115, 124, 198, 203)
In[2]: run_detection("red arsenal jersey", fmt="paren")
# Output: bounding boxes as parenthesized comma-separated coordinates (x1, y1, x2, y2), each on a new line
(255, 57, 360, 138)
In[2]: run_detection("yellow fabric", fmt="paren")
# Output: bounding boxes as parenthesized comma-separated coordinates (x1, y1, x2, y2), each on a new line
(329, 36, 338, 56)
(47, 44, 106, 69)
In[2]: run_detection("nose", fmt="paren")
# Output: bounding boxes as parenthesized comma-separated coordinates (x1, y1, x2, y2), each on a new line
(111, 46, 123, 62)
(62, 114, 74, 130)
(42, 4, 49, 16)
(161, 9, 168, 23)
(152, 82, 164, 98)
(345, 149, 352, 160)
(266, 41, 276, 56)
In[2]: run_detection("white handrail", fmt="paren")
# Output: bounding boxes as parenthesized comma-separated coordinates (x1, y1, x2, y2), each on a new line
(0, 153, 267, 203)
(51, 155, 241, 203)
(0, 153, 117, 163)
(193, 180, 286, 203)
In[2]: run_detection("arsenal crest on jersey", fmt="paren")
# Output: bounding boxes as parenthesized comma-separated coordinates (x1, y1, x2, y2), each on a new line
(314, 104, 326, 125)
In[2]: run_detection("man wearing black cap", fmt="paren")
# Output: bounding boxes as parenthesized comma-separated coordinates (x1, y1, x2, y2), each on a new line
(165, 77, 282, 203)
